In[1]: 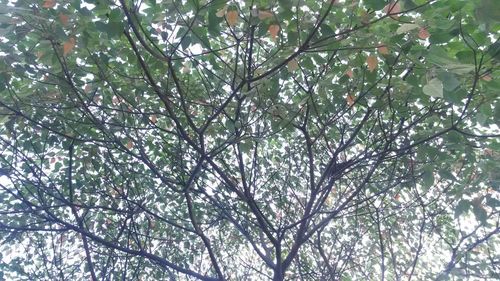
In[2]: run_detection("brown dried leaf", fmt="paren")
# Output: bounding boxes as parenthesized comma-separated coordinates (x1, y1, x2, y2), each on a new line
(42, 0, 56, 8)
(63, 37, 76, 56)
(346, 69, 353, 78)
(346, 95, 355, 106)
(366, 55, 378, 72)
(126, 140, 133, 149)
(226, 10, 238, 26)
(383, 2, 401, 19)
(59, 13, 69, 26)
(84, 84, 92, 93)
(378, 45, 389, 55)
(150, 115, 158, 124)
(418, 27, 430, 39)
(268, 24, 280, 41)
(481, 74, 492, 81)
(258, 10, 274, 20)
(287, 59, 299, 72)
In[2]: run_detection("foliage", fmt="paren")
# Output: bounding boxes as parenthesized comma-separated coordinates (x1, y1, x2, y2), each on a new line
(0, 0, 499, 280)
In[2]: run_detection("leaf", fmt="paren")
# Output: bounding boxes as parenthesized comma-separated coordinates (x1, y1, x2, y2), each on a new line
(346, 95, 355, 106)
(366, 55, 377, 72)
(481, 74, 492, 81)
(42, 0, 56, 8)
(215, 5, 227, 17)
(396, 23, 419, 34)
(63, 37, 76, 56)
(383, 2, 401, 18)
(58, 14, 69, 26)
(126, 140, 133, 149)
(455, 200, 471, 218)
(378, 45, 389, 55)
(422, 167, 435, 188)
(426, 46, 475, 74)
(287, 59, 299, 72)
(149, 115, 157, 124)
(438, 72, 460, 91)
(258, 10, 273, 20)
(472, 204, 488, 224)
(181, 62, 191, 74)
(84, 84, 92, 93)
(226, 10, 238, 26)
(364, 0, 386, 10)
(418, 27, 430, 39)
(268, 24, 280, 41)
(423, 78, 443, 98)
(446, 64, 475, 75)
(95, 21, 124, 38)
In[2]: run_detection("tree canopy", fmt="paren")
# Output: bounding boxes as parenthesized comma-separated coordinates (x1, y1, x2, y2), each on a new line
(0, 0, 499, 280)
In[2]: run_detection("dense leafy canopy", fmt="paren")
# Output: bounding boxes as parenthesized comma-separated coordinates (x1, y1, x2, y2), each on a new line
(0, 0, 499, 280)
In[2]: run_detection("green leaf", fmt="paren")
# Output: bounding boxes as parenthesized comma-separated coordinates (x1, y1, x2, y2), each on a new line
(446, 64, 475, 75)
(422, 166, 435, 189)
(363, 0, 387, 10)
(95, 21, 124, 38)
(438, 71, 460, 91)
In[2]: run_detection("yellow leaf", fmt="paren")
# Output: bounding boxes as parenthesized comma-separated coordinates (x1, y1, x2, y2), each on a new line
(63, 37, 75, 56)
(346, 69, 353, 78)
(377, 45, 389, 55)
(366, 55, 377, 72)
(268, 24, 280, 41)
(346, 95, 355, 106)
(287, 59, 299, 72)
(42, 0, 56, 8)
(226, 10, 238, 26)
(59, 13, 69, 26)
(418, 27, 430, 39)
(258, 10, 274, 20)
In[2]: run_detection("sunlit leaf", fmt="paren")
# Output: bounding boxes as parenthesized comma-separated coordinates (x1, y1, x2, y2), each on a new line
(396, 23, 419, 34)
(150, 115, 158, 124)
(423, 78, 443, 98)
(215, 6, 227, 17)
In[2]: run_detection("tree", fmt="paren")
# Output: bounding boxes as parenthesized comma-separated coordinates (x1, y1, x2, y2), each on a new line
(0, 0, 499, 280)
